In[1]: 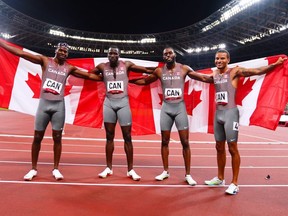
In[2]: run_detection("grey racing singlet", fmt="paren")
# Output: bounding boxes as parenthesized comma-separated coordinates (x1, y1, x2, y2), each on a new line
(213, 69, 239, 142)
(161, 63, 185, 104)
(41, 58, 70, 101)
(213, 68, 236, 110)
(103, 61, 128, 99)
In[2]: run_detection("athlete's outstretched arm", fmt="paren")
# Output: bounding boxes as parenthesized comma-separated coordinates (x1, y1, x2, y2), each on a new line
(129, 69, 160, 85)
(234, 56, 287, 77)
(0, 39, 45, 65)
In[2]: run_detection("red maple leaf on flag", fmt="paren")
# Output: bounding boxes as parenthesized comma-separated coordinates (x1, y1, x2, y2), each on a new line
(64, 85, 73, 96)
(158, 92, 163, 106)
(184, 81, 202, 116)
(25, 73, 41, 98)
(236, 77, 256, 106)
(25, 72, 73, 98)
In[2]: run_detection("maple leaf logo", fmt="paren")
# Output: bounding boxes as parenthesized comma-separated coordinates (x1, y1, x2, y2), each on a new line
(184, 81, 202, 116)
(25, 72, 72, 98)
(25, 73, 41, 98)
(236, 77, 256, 106)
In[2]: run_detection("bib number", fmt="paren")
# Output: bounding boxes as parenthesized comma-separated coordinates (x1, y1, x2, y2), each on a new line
(164, 88, 182, 100)
(107, 81, 124, 94)
(215, 91, 228, 105)
(43, 78, 62, 95)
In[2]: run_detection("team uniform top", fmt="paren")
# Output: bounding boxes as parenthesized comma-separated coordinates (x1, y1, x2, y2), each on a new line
(213, 68, 236, 110)
(103, 60, 128, 99)
(161, 63, 185, 104)
(41, 58, 70, 101)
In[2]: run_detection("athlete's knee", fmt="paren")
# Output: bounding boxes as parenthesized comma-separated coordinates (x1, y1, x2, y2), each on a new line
(180, 136, 189, 149)
(123, 134, 132, 143)
(182, 142, 190, 150)
(161, 138, 170, 147)
(33, 136, 43, 144)
(33, 131, 44, 144)
(52, 130, 62, 143)
(106, 132, 115, 142)
(105, 126, 115, 140)
(228, 142, 239, 156)
(215, 141, 225, 153)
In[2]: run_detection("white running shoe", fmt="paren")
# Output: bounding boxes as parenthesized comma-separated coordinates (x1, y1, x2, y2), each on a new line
(127, 169, 141, 181)
(204, 177, 225, 186)
(52, 169, 64, 180)
(98, 167, 113, 178)
(24, 169, 37, 181)
(185, 175, 197, 186)
(225, 183, 239, 195)
(155, 171, 169, 181)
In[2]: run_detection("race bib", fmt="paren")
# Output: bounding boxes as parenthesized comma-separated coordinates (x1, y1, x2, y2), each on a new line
(215, 91, 228, 105)
(164, 88, 182, 100)
(107, 81, 124, 94)
(43, 78, 63, 95)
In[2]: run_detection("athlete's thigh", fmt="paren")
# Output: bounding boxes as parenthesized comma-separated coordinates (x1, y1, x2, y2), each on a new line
(174, 102, 189, 130)
(103, 98, 117, 123)
(117, 104, 132, 126)
(51, 100, 65, 131)
(224, 107, 239, 142)
(214, 110, 226, 141)
(34, 99, 50, 131)
(160, 103, 174, 131)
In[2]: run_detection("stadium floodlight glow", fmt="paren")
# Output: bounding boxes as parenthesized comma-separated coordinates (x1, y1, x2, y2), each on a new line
(279, 25, 287, 31)
(218, 44, 226, 49)
(49, 29, 156, 44)
(0, 32, 15, 39)
(238, 23, 288, 44)
(202, 0, 260, 32)
(120, 50, 150, 55)
(67, 45, 101, 53)
(140, 38, 156, 43)
(49, 29, 65, 37)
(202, 20, 220, 32)
(203, 47, 210, 51)
(185, 44, 226, 54)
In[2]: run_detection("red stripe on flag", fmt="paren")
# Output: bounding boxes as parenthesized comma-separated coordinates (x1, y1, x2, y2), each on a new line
(74, 80, 105, 128)
(129, 84, 156, 135)
(67, 58, 105, 128)
(207, 83, 215, 133)
(128, 61, 161, 135)
(249, 55, 288, 130)
(0, 39, 21, 108)
(198, 68, 215, 133)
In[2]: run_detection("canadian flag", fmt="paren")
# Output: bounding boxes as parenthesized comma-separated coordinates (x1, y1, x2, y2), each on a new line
(0, 41, 287, 135)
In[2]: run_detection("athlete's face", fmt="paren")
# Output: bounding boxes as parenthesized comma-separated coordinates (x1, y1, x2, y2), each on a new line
(55, 46, 69, 61)
(108, 48, 119, 67)
(215, 52, 230, 70)
(163, 48, 176, 63)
